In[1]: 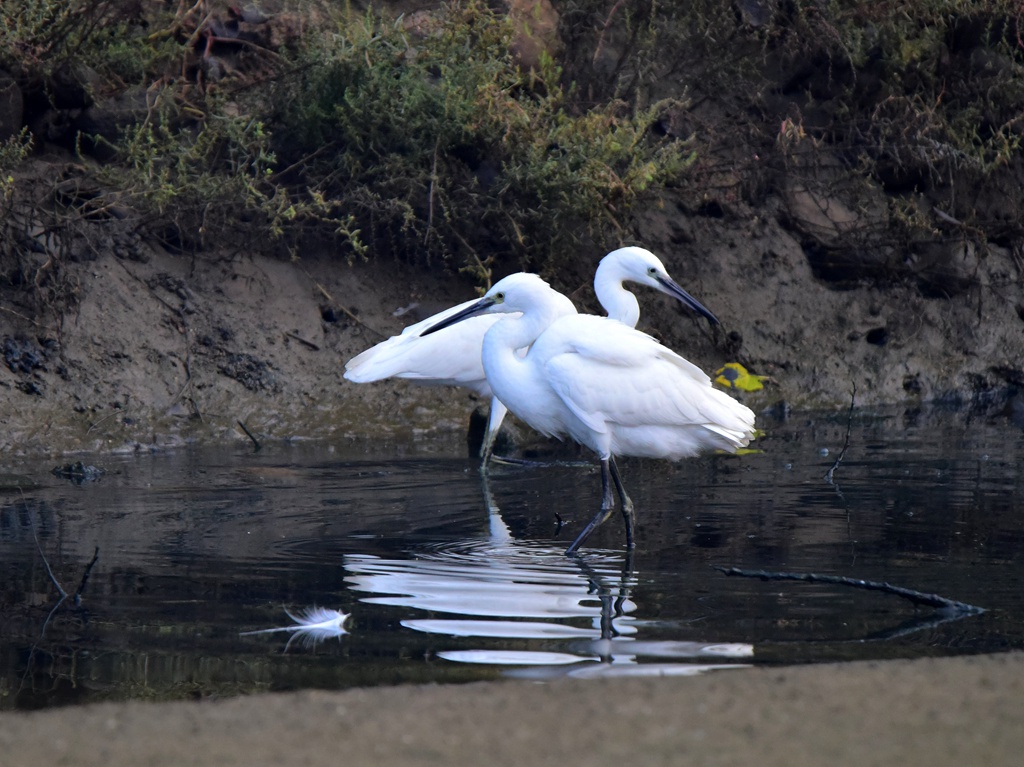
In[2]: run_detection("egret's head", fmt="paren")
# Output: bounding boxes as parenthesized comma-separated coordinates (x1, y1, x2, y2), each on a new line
(422, 273, 559, 336)
(601, 246, 719, 325)
(602, 246, 669, 290)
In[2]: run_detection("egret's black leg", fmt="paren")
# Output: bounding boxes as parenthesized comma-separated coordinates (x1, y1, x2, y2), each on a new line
(482, 439, 568, 470)
(565, 457, 617, 556)
(608, 457, 635, 549)
(483, 450, 594, 470)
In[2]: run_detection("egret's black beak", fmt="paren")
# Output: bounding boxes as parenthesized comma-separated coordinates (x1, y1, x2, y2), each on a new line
(422, 296, 497, 336)
(656, 275, 719, 325)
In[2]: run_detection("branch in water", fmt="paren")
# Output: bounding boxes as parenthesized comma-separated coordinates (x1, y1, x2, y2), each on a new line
(824, 383, 856, 485)
(32, 521, 67, 600)
(237, 420, 262, 451)
(74, 547, 100, 605)
(714, 566, 985, 615)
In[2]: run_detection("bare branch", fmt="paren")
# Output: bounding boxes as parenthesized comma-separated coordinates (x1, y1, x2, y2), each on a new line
(715, 566, 984, 615)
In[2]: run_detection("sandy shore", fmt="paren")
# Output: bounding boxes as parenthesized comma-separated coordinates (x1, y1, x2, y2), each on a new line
(2, 652, 1020, 766)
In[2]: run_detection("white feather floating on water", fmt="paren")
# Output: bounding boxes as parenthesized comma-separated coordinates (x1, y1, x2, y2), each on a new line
(240, 606, 349, 651)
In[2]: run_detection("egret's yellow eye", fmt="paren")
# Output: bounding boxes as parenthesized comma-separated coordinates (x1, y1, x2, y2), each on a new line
(494, 292, 505, 302)
(647, 267, 658, 276)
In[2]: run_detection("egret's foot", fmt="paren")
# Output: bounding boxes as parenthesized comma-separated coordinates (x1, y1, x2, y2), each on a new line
(487, 454, 592, 469)
(565, 503, 616, 556)
(489, 454, 556, 467)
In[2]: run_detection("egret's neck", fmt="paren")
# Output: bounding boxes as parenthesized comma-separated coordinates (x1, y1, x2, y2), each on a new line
(486, 290, 576, 352)
(594, 262, 640, 327)
(481, 289, 576, 395)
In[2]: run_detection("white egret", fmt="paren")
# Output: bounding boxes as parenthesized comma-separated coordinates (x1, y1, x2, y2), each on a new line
(423, 273, 756, 555)
(344, 247, 715, 461)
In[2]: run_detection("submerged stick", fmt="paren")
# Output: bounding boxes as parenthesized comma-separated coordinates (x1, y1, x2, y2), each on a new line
(74, 547, 100, 605)
(31, 522, 67, 600)
(714, 566, 985, 615)
(32, 520, 99, 605)
(824, 383, 856, 485)
(237, 420, 262, 451)
(285, 331, 320, 351)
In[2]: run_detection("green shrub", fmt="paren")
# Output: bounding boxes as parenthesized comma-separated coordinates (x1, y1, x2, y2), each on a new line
(5, 0, 1018, 290)
(0, 128, 32, 200)
(269, 2, 695, 279)
(0, 1, 157, 81)
(94, 96, 365, 255)
(2, 0, 696, 280)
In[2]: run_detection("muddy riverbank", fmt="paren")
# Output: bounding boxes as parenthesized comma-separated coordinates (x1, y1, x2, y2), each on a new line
(2, 652, 1021, 766)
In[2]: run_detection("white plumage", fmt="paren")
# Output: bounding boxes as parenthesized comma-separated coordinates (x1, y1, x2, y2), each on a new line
(592, 245, 719, 328)
(343, 247, 715, 459)
(423, 272, 756, 554)
(343, 296, 504, 396)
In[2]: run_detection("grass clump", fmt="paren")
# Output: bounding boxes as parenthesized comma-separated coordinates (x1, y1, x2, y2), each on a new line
(0, 128, 32, 199)
(773, 1, 1024, 180)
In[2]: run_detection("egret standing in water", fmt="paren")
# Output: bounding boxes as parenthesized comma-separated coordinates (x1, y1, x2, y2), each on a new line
(423, 273, 756, 555)
(344, 247, 711, 461)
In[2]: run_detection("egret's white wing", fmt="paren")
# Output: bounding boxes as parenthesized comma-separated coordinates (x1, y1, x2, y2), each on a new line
(534, 315, 712, 384)
(538, 316, 753, 457)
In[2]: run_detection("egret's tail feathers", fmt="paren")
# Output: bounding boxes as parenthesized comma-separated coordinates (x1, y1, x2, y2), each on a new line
(701, 395, 757, 451)
(703, 422, 755, 450)
(343, 341, 410, 383)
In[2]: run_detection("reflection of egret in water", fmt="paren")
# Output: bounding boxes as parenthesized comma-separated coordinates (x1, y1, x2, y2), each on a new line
(240, 606, 349, 652)
(344, 480, 752, 679)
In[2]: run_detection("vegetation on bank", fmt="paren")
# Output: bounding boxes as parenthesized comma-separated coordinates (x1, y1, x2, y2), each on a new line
(0, 0, 696, 288)
(0, 0, 1022, 300)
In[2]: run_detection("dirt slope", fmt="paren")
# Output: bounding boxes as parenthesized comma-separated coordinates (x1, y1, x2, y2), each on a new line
(2, 184, 1022, 457)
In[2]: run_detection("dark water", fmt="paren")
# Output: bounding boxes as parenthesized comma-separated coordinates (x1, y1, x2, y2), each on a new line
(2, 408, 1023, 710)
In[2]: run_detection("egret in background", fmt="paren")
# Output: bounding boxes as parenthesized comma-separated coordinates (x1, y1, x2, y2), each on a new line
(423, 273, 756, 555)
(344, 247, 714, 462)
(591, 246, 718, 328)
